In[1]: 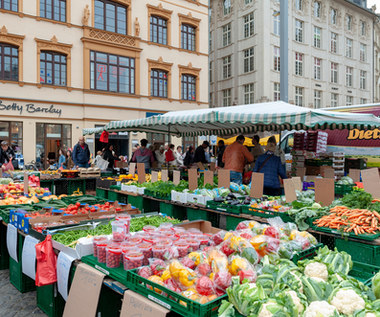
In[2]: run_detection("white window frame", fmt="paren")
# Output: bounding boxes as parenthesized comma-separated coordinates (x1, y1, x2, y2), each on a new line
(331, 8, 337, 25)
(273, 12, 280, 36)
(295, 0, 302, 11)
(223, 0, 231, 15)
(314, 1, 321, 18)
(314, 57, 321, 80)
(331, 62, 338, 84)
(331, 93, 338, 107)
(295, 86, 303, 106)
(222, 55, 232, 79)
(314, 90, 322, 108)
(330, 32, 337, 53)
(222, 23, 231, 47)
(360, 43, 366, 62)
(295, 19, 303, 43)
(243, 12, 254, 38)
(345, 38, 353, 58)
(346, 66, 353, 87)
(274, 46, 280, 71)
(295, 52, 303, 76)
(346, 15, 352, 31)
(360, 98, 367, 104)
(209, 61, 212, 83)
(346, 95, 353, 106)
(360, 70, 366, 90)
(222, 89, 231, 107)
(360, 21, 366, 36)
(243, 47, 254, 73)
(243, 83, 254, 104)
(274, 82, 280, 101)
(245, 0, 252, 4)
(313, 26, 321, 48)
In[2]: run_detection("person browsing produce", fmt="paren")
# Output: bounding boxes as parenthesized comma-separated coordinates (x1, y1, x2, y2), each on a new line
(194, 141, 209, 165)
(222, 135, 253, 185)
(183, 146, 195, 167)
(254, 137, 287, 196)
(165, 144, 176, 166)
(250, 135, 264, 162)
(72, 137, 91, 168)
(131, 139, 154, 172)
(217, 140, 226, 168)
(58, 148, 66, 169)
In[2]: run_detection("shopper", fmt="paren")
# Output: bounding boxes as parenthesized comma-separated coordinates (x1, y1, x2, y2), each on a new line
(131, 139, 154, 172)
(217, 140, 226, 168)
(155, 145, 165, 168)
(0, 141, 15, 167)
(103, 144, 117, 170)
(66, 150, 75, 169)
(253, 137, 287, 196)
(222, 135, 253, 185)
(194, 141, 209, 165)
(175, 146, 184, 166)
(58, 148, 66, 169)
(183, 146, 195, 167)
(251, 135, 264, 162)
(72, 137, 91, 168)
(93, 151, 103, 166)
(165, 144, 176, 166)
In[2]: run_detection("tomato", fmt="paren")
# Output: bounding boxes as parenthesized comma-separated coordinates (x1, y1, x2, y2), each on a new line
(196, 276, 214, 296)
(90, 207, 96, 212)
(263, 227, 279, 239)
(75, 202, 80, 207)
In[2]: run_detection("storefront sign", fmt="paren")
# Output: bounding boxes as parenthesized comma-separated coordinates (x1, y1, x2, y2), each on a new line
(0, 100, 62, 117)
(347, 128, 380, 140)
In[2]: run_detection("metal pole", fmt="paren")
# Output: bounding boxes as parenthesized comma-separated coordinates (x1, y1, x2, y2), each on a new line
(280, 0, 289, 102)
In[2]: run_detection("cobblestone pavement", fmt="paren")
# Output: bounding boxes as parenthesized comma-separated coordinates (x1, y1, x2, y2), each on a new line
(0, 270, 46, 317)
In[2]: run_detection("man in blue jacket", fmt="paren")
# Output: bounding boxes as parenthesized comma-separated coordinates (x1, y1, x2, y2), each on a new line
(253, 137, 287, 196)
(72, 137, 91, 168)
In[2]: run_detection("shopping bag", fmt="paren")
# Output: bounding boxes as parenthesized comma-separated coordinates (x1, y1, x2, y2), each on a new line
(99, 130, 109, 143)
(96, 157, 109, 171)
(35, 235, 57, 286)
(2, 160, 14, 172)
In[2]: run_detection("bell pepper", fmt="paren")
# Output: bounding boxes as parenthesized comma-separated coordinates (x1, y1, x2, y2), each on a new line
(148, 275, 164, 294)
(179, 269, 197, 288)
(229, 257, 249, 276)
(169, 260, 185, 279)
(161, 270, 171, 281)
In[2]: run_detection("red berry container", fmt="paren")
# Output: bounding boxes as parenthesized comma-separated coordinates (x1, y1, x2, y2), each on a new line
(137, 242, 153, 265)
(106, 246, 122, 268)
(155, 239, 173, 247)
(143, 225, 157, 233)
(93, 236, 107, 258)
(174, 241, 189, 258)
(111, 221, 127, 242)
(186, 239, 200, 252)
(124, 251, 144, 270)
(172, 227, 186, 233)
(96, 241, 108, 263)
(152, 245, 168, 261)
(116, 214, 131, 234)
(121, 245, 138, 266)
(129, 236, 143, 245)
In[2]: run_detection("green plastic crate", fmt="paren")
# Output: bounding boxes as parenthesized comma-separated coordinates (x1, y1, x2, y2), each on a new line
(128, 195, 145, 211)
(40, 180, 54, 192)
(96, 188, 108, 199)
(0, 223, 9, 270)
(241, 206, 293, 223)
(334, 183, 355, 196)
(226, 215, 243, 231)
(291, 243, 324, 264)
(187, 207, 208, 222)
(68, 179, 86, 195)
(108, 190, 121, 202)
(335, 238, 380, 266)
(206, 201, 241, 215)
(160, 202, 187, 220)
(126, 269, 226, 317)
(37, 283, 66, 317)
(349, 261, 380, 286)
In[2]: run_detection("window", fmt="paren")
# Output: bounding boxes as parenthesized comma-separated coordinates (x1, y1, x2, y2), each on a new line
(295, 0, 302, 11)
(245, 0, 252, 4)
(243, 12, 254, 38)
(331, 62, 338, 84)
(330, 32, 338, 53)
(295, 19, 303, 43)
(360, 98, 367, 104)
(295, 86, 303, 106)
(346, 95, 353, 106)
(314, 90, 322, 108)
(223, 0, 231, 15)
(150, 15, 168, 45)
(273, 12, 280, 36)
(274, 82, 280, 101)
(150, 69, 168, 98)
(313, 26, 321, 48)
(346, 15, 352, 31)
(313, 1, 321, 18)
(345, 38, 353, 58)
(222, 89, 231, 107)
(331, 8, 337, 25)
(90, 51, 135, 94)
(181, 74, 196, 100)
(331, 93, 338, 107)
(360, 43, 366, 62)
(346, 66, 353, 87)
(243, 83, 254, 104)
(222, 55, 231, 79)
(222, 23, 231, 46)
(243, 47, 254, 73)
(181, 24, 196, 51)
(40, 0, 66, 22)
(209, 31, 212, 52)
(209, 61, 212, 83)
(0, 121, 22, 153)
(360, 21, 366, 36)
(0, 0, 17, 11)
(274, 46, 280, 71)
(0, 43, 18, 81)
(314, 57, 321, 80)
(295, 52, 303, 76)
(40, 51, 66, 86)
(94, 0, 127, 35)
(360, 70, 366, 90)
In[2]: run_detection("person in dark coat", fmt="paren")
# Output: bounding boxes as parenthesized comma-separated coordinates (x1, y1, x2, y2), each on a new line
(217, 140, 226, 168)
(103, 144, 117, 170)
(183, 146, 195, 167)
(72, 137, 91, 168)
(193, 141, 209, 165)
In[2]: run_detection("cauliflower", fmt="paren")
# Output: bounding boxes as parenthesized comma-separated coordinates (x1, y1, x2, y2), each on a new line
(258, 300, 284, 317)
(365, 313, 376, 317)
(304, 262, 328, 281)
(287, 290, 304, 314)
(304, 301, 338, 317)
(290, 272, 303, 293)
(330, 289, 365, 316)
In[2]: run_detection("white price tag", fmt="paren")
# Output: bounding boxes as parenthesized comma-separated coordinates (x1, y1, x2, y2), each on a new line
(22, 235, 39, 280)
(6, 224, 18, 262)
(57, 252, 75, 301)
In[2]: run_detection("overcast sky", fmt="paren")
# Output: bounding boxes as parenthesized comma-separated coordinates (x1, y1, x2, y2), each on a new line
(367, 0, 379, 12)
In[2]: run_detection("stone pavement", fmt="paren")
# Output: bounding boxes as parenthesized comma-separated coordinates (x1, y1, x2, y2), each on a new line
(0, 270, 46, 317)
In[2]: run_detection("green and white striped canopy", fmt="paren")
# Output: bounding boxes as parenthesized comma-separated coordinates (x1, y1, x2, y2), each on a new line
(83, 127, 106, 136)
(83, 101, 380, 136)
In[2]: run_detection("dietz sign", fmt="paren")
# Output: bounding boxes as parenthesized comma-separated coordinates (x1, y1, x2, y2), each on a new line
(347, 128, 380, 141)
(0, 100, 62, 117)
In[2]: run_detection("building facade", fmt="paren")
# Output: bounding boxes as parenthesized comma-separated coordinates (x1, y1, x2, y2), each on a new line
(209, 0, 377, 109)
(0, 0, 208, 164)
(374, 13, 380, 102)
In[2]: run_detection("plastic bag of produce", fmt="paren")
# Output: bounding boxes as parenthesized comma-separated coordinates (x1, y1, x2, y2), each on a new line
(35, 235, 57, 286)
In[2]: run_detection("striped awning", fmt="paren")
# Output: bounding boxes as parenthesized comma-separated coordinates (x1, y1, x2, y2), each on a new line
(82, 101, 380, 136)
(82, 127, 105, 136)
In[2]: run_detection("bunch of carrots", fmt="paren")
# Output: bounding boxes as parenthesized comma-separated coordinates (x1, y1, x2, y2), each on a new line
(314, 206, 380, 236)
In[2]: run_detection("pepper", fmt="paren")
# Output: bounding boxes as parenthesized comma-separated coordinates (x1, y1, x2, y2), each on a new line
(178, 269, 197, 288)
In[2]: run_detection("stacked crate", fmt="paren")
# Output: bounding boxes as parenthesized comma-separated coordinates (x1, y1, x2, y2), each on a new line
(305, 131, 328, 155)
(332, 152, 345, 180)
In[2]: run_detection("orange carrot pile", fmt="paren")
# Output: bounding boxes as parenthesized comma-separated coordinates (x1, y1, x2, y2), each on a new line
(314, 206, 380, 235)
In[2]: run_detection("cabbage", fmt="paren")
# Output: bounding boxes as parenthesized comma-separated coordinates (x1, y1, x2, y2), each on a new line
(373, 271, 380, 299)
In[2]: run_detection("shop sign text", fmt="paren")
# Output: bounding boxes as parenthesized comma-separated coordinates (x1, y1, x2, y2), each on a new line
(0, 100, 62, 117)
(347, 128, 380, 140)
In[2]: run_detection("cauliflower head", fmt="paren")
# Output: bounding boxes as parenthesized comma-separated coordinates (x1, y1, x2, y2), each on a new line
(304, 301, 338, 317)
(330, 289, 365, 316)
(258, 300, 284, 317)
(365, 313, 376, 317)
(286, 290, 304, 314)
(304, 262, 328, 281)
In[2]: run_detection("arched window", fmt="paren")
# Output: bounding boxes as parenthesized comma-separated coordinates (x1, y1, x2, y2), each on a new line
(0, 43, 18, 81)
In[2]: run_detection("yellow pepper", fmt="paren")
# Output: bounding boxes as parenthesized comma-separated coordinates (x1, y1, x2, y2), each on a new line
(224, 232, 233, 241)
(169, 260, 184, 279)
(188, 252, 201, 266)
(148, 275, 164, 294)
(290, 230, 298, 240)
(179, 269, 197, 288)
(161, 270, 171, 281)
(229, 257, 249, 276)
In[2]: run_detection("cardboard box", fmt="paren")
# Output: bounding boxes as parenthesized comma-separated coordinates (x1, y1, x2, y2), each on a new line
(176, 220, 220, 234)
(115, 161, 128, 168)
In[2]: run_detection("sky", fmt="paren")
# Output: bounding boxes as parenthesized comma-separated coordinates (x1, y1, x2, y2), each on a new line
(367, 0, 379, 12)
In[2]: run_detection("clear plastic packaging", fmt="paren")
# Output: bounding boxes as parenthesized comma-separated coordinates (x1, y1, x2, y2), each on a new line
(186, 239, 200, 252)
(174, 241, 189, 258)
(93, 236, 107, 258)
(96, 241, 108, 263)
(106, 246, 122, 268)
(124, 251, 144, 270)
(152, 245, 168, 261)
(111, 220, 127, 242)
(137, 242, 153, 265)
(116, 214, 131, 234)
